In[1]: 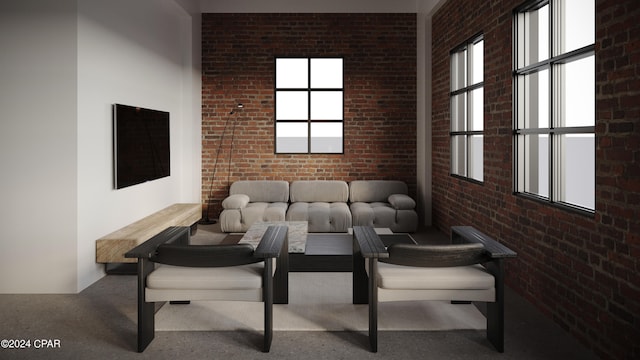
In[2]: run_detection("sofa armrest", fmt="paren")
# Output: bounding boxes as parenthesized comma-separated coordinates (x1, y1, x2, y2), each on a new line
(388, 194, 416, 210)
(222, 194, 250, 209)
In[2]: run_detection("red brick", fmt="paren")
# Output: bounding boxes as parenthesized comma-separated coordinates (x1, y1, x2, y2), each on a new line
(432, 0, 640, 359)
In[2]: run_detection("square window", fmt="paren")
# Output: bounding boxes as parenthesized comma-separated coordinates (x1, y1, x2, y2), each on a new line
(276, 58, 308, 88)
(275, 122, 308, 153)
(311, 58, 343, 89)
(310, 123, 343, 153)
(276, 91, 308, 120)
(311, 91, 343, 120)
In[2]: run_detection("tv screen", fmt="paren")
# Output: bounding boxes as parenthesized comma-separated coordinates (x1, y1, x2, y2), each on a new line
(113, 104, 170, 189)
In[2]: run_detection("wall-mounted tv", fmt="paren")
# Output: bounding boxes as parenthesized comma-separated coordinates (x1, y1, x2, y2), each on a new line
(113, 104, 170, 189)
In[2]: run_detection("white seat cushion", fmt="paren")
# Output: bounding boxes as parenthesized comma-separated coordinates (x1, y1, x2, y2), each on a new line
(374, 262, 494, 290)
(147, 262, 264, 290)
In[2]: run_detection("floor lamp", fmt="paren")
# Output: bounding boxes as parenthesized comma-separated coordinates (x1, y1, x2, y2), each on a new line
(199, 103, 243, 225)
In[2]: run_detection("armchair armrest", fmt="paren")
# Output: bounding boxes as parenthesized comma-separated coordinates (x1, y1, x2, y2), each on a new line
(353, 226, 389, 259)
(254, 225, 288, 259)
(451, 226, 517, 259)
(222, 194, 250, 209)
(388, 194, 416, 210)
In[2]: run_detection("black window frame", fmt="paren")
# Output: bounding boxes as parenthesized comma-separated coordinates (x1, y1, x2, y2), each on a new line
(274, 56, 345, 154)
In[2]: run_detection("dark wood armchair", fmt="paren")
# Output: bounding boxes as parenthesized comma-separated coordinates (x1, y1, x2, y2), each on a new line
(125, 225, 288, 353)
(353, 225, 516, 353)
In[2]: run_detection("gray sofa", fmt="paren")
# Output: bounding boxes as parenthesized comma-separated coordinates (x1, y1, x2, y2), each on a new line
(219, 179, 418, 233)
(219, 180, 289, 232)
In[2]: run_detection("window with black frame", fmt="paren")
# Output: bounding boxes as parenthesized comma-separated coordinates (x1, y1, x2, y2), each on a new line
(513, 0, 595, 212)
(275, 57, 344, 154)
(450, 35, 484, 182)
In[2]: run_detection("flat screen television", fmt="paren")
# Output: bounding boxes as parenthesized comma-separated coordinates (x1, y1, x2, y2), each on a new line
(113, 104, 170, 189)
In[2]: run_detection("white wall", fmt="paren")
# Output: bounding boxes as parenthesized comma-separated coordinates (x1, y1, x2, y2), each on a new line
(0, 0, 79, 293)
(0, 0, 200, 294)
(76, 0, 199, 291)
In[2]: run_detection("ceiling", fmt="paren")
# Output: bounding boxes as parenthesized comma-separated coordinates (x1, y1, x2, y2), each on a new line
(176, 0, 442, 14)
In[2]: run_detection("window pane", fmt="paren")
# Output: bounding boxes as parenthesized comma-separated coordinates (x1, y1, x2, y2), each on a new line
(557, 0, 595, 55)
(557, 134, 594, 209)
(471, 40, 484, 85)
(451, 49, 466, 91)
(518, 4, 549, 67)
(469, 87, 483, 131)
(275, 122, 308, 153)
(311, 91, 343, 120)
(451, 135, 467, 176)
(276, 58, 308, 88)
(469, 135, 483, 181)
(519, 69, 549, 128)
(451, 93, 466, 131)
(310, 123, 343, 153)
(310, 58, 343, 89)
(557, 56, 595, 127)
(524, 134, 549, 198)
(276, 91, 308, 120)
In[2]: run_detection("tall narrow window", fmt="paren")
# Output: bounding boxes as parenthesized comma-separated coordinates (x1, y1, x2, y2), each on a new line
(275, 57, 344, 154)
(514, 0, 595, 211)
(450, 35, 484, 182)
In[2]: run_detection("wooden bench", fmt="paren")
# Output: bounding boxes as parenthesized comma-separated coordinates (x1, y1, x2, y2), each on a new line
(96, 203, 201, 273)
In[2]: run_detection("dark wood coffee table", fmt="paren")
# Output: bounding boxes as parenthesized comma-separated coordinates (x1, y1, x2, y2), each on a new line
(291, 232, 417, 272)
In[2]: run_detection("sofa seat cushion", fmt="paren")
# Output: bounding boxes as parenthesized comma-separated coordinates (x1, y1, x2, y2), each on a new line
(147, 263, 264, 290)
(286, 202, 352, 232)
(371, 262, 494, 291)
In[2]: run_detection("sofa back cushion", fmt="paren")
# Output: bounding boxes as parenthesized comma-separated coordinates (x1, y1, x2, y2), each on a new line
(229, 180, 289, 203)
(289, 180, 349, 203)
(349, 180, 408, 203)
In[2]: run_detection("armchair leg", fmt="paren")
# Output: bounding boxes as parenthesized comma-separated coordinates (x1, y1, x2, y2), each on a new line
(486, 261, 505, 352)
(352, 237, 368, 304)
(263, 259, 274, 352)
(136, 259, 155, 352)
(368, 259, 378, 353)
(274, 236, 289, 304)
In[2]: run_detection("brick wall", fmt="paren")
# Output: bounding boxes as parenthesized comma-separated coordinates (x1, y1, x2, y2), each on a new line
(431, 1, 639, 359)
(201, 13, 417, 215)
